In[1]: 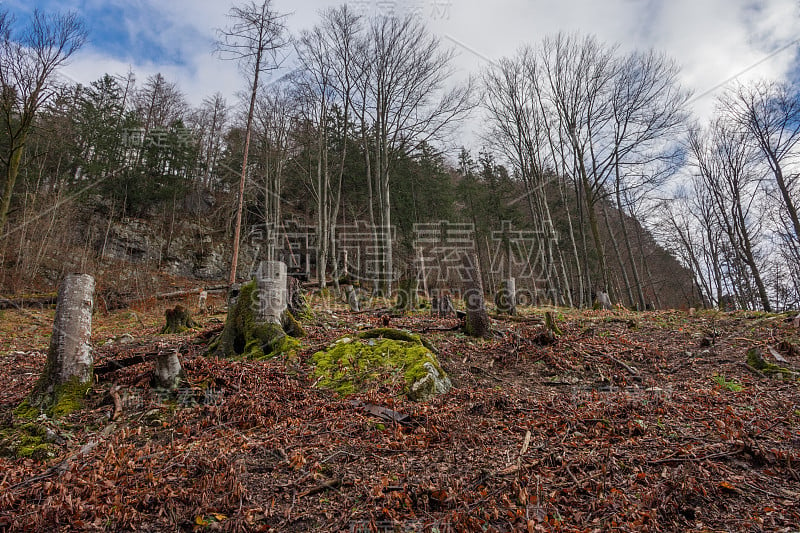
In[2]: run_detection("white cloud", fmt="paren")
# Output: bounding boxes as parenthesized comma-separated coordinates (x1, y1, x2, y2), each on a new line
(32, 0, 800, 140)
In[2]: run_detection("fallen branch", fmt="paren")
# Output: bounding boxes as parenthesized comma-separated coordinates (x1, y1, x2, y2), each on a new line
(94, 353, 154, 375)
(0, 294, 57, 309)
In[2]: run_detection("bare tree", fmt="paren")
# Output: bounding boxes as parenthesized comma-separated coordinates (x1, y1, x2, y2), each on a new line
(189, 92, 229, 190)
(0, 8, 87, 235)
(689, 120, 772, 311)
(722, 81, 800, 261)
(216, 0, 288, 285)
(295, 5, 362, 288)
(253, 82, 293, 246)
(355, 14, 474, 294)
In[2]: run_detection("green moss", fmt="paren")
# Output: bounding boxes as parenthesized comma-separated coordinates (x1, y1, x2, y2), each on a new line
(16, 376, 91, 420)
(48, 378, 91, 418)
(0, 423, 53, 460)
(13, 399, 39, 420)
(747, 347, 798, 379)
(312, 331, 448, 399)
(282, 310, 307, 338)
(357, 328, 439, 354)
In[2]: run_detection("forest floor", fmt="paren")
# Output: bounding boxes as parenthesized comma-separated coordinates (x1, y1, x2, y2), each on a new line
(1, 292, 799, 532)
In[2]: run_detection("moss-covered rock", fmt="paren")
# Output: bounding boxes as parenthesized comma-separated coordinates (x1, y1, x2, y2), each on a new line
(747, 347, 798, 379)
(311, 328, 451, 401)
(210, 281, 301, 360)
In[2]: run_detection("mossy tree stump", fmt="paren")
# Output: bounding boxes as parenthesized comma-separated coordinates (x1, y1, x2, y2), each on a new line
(18, 274, 95, 418)
(162, 305, 195, 333)
(211, 262, 303, 360)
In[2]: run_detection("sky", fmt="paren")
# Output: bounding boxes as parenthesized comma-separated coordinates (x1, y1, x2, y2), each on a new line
(5, 0, 800, 150)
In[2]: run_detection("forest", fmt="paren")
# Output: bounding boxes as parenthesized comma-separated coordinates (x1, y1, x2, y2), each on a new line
(0, 2, 799, 532)
(3, 2, 797, 310)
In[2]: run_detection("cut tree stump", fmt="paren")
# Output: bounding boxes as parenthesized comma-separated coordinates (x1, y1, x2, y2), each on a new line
(431, 291, 455, 318)
(344, 285, 360, 312)
(395, 278, 418, 313)
(162, 305, 195, 334)
(462, 253, 491, 338)
(594, 291, 612, 310)
(211, 261, 300, 360)
(152, 347, 184, 390)
(18, 274, 95, 418)
(494, 278, 516, 315)
(256, 261, 287, 325)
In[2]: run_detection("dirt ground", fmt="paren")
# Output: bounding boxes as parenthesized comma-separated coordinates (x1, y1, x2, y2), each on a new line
(1, 293, 799, 532)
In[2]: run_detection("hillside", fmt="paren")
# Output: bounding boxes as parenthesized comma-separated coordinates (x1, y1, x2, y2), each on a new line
(1, 294, 799, 531)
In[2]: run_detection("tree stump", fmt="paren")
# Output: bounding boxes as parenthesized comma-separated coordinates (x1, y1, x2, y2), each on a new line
(153, 347, 184, 390)
(162, 305, 195, 333)
(494, 278, 517, 315)
(431, 291, 455, 318)
(286, 275, 309, 319)
(395, 278, 419, 313)
(197, 290, 208, 314)
(594, 291, 612, 310)
(344, 285, 360, 312)
(461, 253, 491, 338)
(20, 274, 95, 418)
(211, 262, 300, 360)
(256, 261, 287, 325)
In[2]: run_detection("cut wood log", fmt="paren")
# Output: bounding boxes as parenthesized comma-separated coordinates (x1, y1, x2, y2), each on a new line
(0, 294, 57, 309)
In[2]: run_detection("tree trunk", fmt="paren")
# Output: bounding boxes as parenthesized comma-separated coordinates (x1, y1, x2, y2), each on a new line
(286, 275, 309, 318)
(26, 274, 95, 417)
(462, 253, 491, 338)
(432, 291, 455, 318)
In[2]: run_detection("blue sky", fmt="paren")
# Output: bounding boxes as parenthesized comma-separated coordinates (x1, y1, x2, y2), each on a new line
(5, 0, 800, 142)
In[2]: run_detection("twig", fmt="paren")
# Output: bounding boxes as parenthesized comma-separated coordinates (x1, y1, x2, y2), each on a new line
(648, 444, 745, 465)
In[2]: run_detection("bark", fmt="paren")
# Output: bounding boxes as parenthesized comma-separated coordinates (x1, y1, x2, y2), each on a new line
(152, 348, 184, 390)
(256, 261, 288, 325)
(286, 275, 309, 318)
(431, 292, 455, 318)
(395, 278, 418, 312)
(26, 274, 95, 416)
(495, 278, 517, 315)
